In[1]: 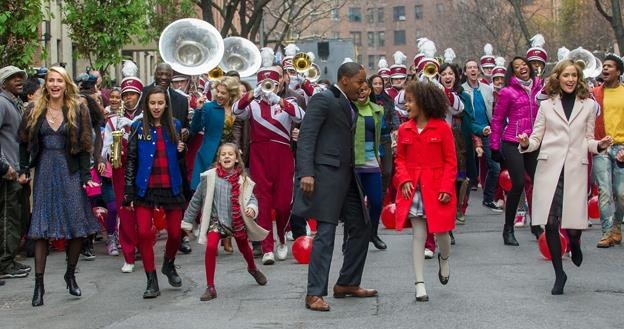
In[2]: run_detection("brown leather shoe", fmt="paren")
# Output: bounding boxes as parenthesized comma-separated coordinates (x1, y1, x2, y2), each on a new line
(222, 237, 234, 253)
(248, 269, 267, 285)
(611, 226, 622, 245)
(200, 285, 217, 301)
(305, 295, 330, 311)
(333, 284, 378, 298)
(597, 233, 615, 248)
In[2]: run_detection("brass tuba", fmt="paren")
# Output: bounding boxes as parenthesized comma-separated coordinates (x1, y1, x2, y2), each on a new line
(422, 62, 438, 80)
(110, 102, 125, 169)
(208, 67, 224, 81)
(565, 47, 601, 78)
(158, 18, 224, 76)
(219, 37, 262, 78)
(293, 52, 312, 73)
(304, 63, 321, 83)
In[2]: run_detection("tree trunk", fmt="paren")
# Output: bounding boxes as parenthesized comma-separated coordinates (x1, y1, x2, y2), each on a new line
(507, 0, 532, 47)
(596, 0, 624, 53)
(201, 0, 215, 24)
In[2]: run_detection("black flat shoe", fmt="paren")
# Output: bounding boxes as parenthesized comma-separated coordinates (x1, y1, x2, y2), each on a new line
(569, 241, 583, 267)
(531, 226, 544, 240)
(371, 235, 387, 250)
(437, 254, 449, 285)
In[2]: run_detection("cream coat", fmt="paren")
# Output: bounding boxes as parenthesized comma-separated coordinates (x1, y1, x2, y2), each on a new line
(192, 169, 268, 244)
(520, 95, 600, 229)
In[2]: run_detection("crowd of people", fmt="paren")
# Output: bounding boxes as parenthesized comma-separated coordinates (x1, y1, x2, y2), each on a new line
(1, 33, 623, 311)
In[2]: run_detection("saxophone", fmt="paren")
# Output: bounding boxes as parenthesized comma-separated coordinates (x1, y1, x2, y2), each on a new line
(110, 101, 125, 169)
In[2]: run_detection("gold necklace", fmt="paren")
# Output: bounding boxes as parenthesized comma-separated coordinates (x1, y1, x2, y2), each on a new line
(47, 108, 63, 124)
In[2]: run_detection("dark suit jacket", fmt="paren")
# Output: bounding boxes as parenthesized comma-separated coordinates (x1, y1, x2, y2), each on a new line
(292, 85, 368, 224)
(140, 84, 189, 129)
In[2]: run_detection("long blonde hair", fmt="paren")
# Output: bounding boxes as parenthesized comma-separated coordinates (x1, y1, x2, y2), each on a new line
(542, 59, 591, 99)
(212, 77, 241, 106)
(27, 66, 81, 133)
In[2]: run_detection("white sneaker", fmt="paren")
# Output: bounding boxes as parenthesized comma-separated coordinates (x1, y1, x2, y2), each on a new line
(514, 211, 526, 227)
(121, 262, 135, 273)
(106, 238, 119, 256)
(262, 252, 275, 265)
(285, 231, 294, 241)
(276, 244, 288, 260)
(424, 248, 434, 259)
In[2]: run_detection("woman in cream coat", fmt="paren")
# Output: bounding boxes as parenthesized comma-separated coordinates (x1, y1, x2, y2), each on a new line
(518, 59, 612, 295)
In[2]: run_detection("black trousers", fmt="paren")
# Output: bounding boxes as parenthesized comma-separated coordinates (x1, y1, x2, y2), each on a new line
(501, 141, 538, 227)
(289, 214, 307, 240)
(307, 181, 371, 296)
(0, 180, 27, 272)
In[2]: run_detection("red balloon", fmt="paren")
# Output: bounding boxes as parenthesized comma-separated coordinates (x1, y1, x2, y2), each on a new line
(499, 170, 512, 192)
(50, 239, 66, 251)
(538, 232, 568, 260)
(381, 203, 396, 229)
(292, 236, 314, 264)
(153, 208, 167, 231)
(588, 196, 600, 219)
(307, 218, 318, 233)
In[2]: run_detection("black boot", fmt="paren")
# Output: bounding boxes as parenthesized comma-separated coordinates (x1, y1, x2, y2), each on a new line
(503, 225, 519, 246)
(161, 258, 182, 287)
(143, 271, 160, 298)
(32, 273, 45, 307)
(371, 235, 387, 250)
(530, 225, 544, 240)
(64, 264, 81, 296)
(178, 235, 192, 254)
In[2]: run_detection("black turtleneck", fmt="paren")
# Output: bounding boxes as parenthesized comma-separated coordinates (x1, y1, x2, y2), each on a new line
(561, 91, 576, 120)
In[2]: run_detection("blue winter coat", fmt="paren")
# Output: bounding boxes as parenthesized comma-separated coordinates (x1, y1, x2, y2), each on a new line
(189, 101, 225, 190)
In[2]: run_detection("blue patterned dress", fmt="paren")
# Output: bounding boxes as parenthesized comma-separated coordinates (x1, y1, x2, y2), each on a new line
(28, 120, 101, 240)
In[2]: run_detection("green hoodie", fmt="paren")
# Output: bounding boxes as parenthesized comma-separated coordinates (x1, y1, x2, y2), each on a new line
(354, 99, 383, 166)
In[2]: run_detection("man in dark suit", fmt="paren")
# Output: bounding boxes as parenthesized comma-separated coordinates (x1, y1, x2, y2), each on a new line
(293, 62, 377, 312)
(140, 63, 192, 254)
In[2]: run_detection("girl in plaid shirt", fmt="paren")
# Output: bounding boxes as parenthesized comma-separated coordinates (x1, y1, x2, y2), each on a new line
(182, 143, 269, 301)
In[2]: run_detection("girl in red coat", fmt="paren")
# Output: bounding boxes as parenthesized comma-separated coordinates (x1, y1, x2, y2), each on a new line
(394, 81, 457, 302)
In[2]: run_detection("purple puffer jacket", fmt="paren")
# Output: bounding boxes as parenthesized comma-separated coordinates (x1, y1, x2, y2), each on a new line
(490, 76, 542, 151)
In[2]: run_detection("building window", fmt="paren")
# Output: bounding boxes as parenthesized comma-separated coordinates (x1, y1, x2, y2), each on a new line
(348, 7, 362, 22)
(367, 8, 375, 24)
(394, 30, 406, 45)
(436, 3, 444, 13)
(331, 8, 339, 21)
(333, 32, 340, 39)
(377, 31, 385, 47)
(415, 5, 423, 19)
(350, 31, 362, 46)
(368, 55, 376, 70)
(357, 55, 363, 64)
(368, 32, 375, 47)
(377, 7, 384, 23)
(393, 6, 406, 21)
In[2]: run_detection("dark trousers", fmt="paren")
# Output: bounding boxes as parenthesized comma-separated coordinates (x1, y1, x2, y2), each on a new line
(307, 181, 371, 296)
(0, 180, 26, 272)
(501, 141, 538, 227)
(289, 214, 307, 240)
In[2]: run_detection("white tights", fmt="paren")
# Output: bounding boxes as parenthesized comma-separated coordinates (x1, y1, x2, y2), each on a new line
(410, 216, 451, 297)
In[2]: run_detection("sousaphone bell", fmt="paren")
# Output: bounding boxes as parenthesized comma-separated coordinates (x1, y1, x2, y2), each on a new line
(219, 37, 262, 78)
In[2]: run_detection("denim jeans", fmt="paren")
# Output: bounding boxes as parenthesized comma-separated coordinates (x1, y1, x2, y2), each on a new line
(482, 137, 500, 203)
(591, 145, 624, 233)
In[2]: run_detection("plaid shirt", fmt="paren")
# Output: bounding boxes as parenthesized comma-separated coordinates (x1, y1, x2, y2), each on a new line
(148, 127, 171, 188)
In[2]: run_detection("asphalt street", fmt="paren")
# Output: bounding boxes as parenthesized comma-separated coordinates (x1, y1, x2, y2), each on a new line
(1, 192, 623, 329)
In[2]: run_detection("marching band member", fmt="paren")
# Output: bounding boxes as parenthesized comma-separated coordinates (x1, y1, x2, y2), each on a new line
(233, 58, 305, 265)
(377, 57, 392, 88)
(491, 57, 507, 94)
(527, 34, 548, 80)
(480, 44, 496, 85)
(387, 51, 408, 100)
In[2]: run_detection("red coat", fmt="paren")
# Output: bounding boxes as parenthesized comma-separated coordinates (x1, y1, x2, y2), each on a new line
(394, 118, 457, 233)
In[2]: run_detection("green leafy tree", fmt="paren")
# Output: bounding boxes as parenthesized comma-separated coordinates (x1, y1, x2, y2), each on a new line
(144, 0, 196, 42)
(0, 0, 44, 68)
(63, 0, 149, 77)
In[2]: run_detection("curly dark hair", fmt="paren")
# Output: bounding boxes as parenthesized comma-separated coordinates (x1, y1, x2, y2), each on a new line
(439, 63, 464, 94)
(404, 81, 449, 120)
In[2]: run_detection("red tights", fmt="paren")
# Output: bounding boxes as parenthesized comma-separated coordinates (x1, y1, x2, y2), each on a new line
(204, 231, 256, 286)
(135, 206, 183, 272)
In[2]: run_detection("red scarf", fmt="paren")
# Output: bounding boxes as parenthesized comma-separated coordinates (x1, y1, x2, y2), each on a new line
(216, 165, 246, 239)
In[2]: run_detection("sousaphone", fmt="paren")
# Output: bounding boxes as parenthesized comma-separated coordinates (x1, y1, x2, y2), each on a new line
(219, 37, 262, 78)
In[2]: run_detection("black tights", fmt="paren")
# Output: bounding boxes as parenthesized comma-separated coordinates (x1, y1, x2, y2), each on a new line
(34, 238, 83, 275)
(501, 142, 538, 227)
(545, 216, 582, 279)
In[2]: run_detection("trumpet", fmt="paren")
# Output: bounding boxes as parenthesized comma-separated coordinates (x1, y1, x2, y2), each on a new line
(110, 102, 125, 169)
(208, 66, 224, 81)
(260, 79, 276, 93)
(293, 52, 312, 73)
(422, 62, 438, 80)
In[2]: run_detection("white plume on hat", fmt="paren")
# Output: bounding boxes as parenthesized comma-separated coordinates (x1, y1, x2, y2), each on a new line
(378, 57, 389, 69)
(530, 34, 545, 48)
(483, 43, 493, 56)
(495, 57, 506, 67)
(444, 48, 456, 63)
(121, 60, 138, 78)
(284, 44, 299, 57)
(342, 57, 354, 64)
(306, 52, 316, 62)
(557, 47, 570, 61)
(417, 38, 430, 52)
(393, 51, 407, 65)
(260, 47, 275, 68)
(420, 39, 436, 58)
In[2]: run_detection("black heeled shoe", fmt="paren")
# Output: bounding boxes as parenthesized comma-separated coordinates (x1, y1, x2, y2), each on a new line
(503, 225, 519, 246)
(32, 274, 44, 307)
(64, 264, 81, 297)
(551, 272, 567, 295)
(415, 282, 429, 302)
(371, 235, 387, 250)
(531, 226, 544, 240)
(437, 254, 449, 285)
(569, 240, 583, 267)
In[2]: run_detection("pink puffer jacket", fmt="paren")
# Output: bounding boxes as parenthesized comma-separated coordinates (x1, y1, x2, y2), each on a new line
(490, 76, 542, 151)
